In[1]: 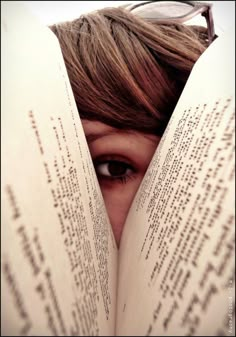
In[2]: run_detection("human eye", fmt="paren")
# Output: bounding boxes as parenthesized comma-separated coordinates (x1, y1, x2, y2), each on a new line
(93, 156, 136, 184)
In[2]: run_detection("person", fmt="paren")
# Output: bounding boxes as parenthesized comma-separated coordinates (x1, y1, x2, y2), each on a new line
(50, 1, 216, 247)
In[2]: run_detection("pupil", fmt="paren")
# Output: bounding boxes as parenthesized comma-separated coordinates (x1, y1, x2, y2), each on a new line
(108, 161, 128, 176)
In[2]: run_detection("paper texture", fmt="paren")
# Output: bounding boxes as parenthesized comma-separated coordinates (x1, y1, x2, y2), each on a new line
(117, 30, 235, 336)
(1, 3, 117, 336)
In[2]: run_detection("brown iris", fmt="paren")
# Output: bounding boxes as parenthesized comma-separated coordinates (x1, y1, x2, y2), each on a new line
(107, 161, 130, 176)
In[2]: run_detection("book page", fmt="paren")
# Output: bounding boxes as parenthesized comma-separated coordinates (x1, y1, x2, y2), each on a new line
(117, 30, 235, 336)
(1, 3, 117, 336)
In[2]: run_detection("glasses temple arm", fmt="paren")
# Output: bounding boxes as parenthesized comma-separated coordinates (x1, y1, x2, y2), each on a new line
(202, 8, 216, 43)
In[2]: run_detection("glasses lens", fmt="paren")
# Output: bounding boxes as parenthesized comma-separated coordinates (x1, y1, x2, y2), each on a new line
(132, 1, 193, 19)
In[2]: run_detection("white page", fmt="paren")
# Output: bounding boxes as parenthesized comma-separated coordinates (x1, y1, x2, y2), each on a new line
(1, 3, 117, 335)
(117, 29, 235, 336)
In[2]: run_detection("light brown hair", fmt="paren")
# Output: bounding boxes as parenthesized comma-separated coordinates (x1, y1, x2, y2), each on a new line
(50, 6, 208, 135)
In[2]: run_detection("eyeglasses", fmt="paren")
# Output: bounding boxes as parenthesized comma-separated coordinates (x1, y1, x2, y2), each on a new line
(126, 1, 216, 44)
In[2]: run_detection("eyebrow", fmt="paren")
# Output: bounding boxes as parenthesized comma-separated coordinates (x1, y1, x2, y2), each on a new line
(85, 129, 121, 144)
(85, 129, 160, 145)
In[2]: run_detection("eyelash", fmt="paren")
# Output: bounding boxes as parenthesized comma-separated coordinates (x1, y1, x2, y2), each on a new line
(110, 174, 132, 184)
(93, 157, 136, 185)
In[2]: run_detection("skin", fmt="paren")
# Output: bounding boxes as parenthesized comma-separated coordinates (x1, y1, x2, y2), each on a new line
(82, 119, 160, 247)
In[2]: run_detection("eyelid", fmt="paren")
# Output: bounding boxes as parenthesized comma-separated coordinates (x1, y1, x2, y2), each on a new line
(96, 161, 133, 176)
(93, 154, 137, 171)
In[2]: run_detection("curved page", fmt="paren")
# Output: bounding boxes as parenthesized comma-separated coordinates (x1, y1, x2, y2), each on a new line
(117, 30, 235, 336)
(1, 3, 117, 336)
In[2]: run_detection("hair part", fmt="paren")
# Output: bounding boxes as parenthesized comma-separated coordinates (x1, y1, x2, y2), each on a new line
(50, 7, 207, 135)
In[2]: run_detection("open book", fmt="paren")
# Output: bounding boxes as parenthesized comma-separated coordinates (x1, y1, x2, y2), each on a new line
(2, 3, 235, 336)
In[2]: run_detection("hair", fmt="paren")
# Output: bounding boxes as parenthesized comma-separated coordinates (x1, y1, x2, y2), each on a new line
(50, 6, 208, 136)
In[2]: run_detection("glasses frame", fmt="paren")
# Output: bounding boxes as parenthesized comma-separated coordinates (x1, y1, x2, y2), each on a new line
(127, 1, 216, 44)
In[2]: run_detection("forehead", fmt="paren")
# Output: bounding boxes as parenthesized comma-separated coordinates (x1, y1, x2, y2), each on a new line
(81, 119, 159, 144)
